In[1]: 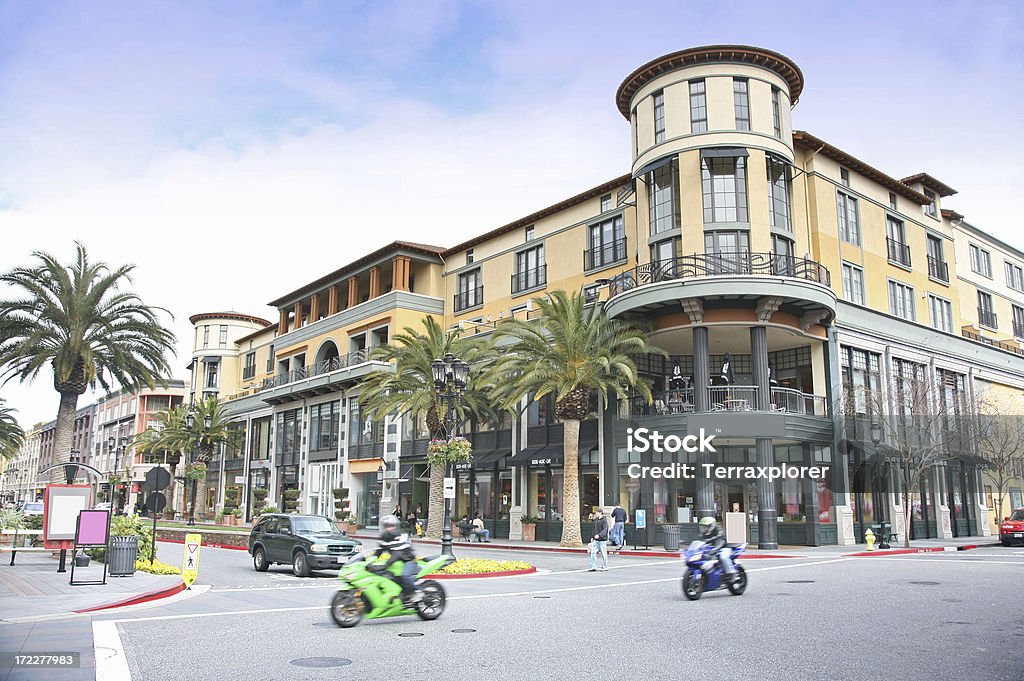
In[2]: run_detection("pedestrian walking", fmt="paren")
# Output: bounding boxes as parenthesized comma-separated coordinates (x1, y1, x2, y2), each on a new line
(609, 504, 627, 552)
(588, 508, 609, 572)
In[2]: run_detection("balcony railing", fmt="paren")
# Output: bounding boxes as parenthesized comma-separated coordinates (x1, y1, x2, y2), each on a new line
(927, 256, 949, 283)
(961, 328, 1023, 356)
(623, 387, 828, 418)
(887, 238, 912, 267)
(454, 287, 484, 312)
(260, 349, 369, 391)
(584, 238, 627, 271)
(608, 252, 830, 296)
(511, 266, 547, 294)
(978, 307, 998, 329)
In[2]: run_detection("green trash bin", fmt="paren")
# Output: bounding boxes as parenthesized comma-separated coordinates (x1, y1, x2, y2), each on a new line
(109, 535, 139, 577)
(663, 524, 681, 552)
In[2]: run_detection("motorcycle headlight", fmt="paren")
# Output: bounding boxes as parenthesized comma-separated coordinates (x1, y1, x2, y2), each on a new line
(310, 544, 329, 553)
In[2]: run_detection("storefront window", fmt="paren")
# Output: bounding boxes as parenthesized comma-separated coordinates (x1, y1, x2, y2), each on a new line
(475, 472, 493, 519)
(498, 472, 512, 519)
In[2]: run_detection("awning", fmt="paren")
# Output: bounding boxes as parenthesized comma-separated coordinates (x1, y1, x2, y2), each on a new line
(951, 454, 995, 470)
(700, 147, 749, 159)
(633, 153, 677, 179)
(470, 450, 510, 469)
(203, 356, 221, 364)
(509, 443, 597, 467)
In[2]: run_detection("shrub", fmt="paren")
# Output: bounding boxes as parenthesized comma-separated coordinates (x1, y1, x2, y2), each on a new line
(135, 559, 181, 575)
(0, 509, 24, 530)
(88, 514, 154, 563)
(261, 505, 278, 514)
(282, 489, 300, 513)
(184, 464, 206, 482)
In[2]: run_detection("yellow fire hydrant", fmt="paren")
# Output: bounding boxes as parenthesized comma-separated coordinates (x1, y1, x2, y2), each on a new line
(865, 528, 875, 552)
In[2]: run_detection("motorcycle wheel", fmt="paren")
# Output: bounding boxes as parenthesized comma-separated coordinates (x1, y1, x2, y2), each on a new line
(681, 570, 703, 601)
(726, 566, 748, 595)
(330, 590, 365, 628)
(414, 580, 446, 620)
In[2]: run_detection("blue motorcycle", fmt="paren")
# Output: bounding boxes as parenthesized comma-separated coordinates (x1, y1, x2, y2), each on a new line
(680, 541, 748, 600)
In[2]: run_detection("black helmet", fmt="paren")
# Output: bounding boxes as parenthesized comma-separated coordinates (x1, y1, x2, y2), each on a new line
(380, 514, 400, 532)
(698, 516, 717, 537)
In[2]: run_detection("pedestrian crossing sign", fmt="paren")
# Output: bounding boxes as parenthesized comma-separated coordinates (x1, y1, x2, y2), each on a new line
(182, 533, 202, 588)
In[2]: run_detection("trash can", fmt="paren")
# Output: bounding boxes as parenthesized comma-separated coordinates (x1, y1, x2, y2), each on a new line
(108, 535, 139, 577)
(663, 524, 681, 552)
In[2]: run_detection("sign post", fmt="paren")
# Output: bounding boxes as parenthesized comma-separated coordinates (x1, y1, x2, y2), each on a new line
(181, 533, 202, 589)
(143, 466, 171, 564)
(443, 477, 456, 500)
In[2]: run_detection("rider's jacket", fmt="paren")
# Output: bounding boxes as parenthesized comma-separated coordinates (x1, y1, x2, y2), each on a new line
(375, 528, 415, 566)
(700, 524, 727, 552)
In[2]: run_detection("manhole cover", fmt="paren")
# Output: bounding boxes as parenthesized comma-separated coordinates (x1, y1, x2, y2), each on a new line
(290, 658, 352, 668)
(785, 580, 815, 584)
(942, 598, 963, 603)
(943, 621, 972, 625)
(398, 632, 424, 637)
(533, 595, 551, 599)
(451, 629, 476, 633)
(909, 581, 940, 585)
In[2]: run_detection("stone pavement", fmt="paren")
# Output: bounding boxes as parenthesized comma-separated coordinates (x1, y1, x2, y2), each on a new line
(0, 550, 181, 622)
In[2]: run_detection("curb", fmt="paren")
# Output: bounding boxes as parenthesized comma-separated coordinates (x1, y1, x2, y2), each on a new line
(159, 537, 249, 551)
(73, 581, 186, 613)
(351, 535, 803, 559)
(432, 566, 538, 580)
(844, 543, 993, 557)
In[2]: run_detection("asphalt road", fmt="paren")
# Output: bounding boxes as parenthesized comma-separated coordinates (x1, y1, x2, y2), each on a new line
(91, 544, 1024, 681)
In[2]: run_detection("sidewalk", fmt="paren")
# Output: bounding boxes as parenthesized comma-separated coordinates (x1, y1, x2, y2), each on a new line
(0, 550, 182, 623)
(352, 532, 1000, 560)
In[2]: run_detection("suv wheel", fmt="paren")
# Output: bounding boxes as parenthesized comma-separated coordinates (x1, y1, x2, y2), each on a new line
(292, 550, 311, 577)
(253, 547, 269, 572)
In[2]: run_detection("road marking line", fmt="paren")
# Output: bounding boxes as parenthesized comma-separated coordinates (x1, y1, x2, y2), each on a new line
(93, 621, 131, 681)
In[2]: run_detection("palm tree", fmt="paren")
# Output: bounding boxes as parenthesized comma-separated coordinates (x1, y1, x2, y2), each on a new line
(0, 400, 25, 462)
(0, 243, 176, 481)
(139, 398, 235, 523)
(360, 317, 497, 538)
(131, 407, 185, 516)
(486, 290, 658, 547)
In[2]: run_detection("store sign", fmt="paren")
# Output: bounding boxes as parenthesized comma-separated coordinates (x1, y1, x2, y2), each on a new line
(443, 477, 456, 500)
(530, 458, 553, 466)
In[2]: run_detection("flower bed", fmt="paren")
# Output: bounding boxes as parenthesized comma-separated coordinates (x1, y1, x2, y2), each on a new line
(135, 559, 181, 575)
(434, 558, 535, 579)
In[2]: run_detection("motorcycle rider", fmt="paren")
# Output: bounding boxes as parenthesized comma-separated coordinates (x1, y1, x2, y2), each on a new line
(696, 515, 738, 583)
(369, 514, 422, 603)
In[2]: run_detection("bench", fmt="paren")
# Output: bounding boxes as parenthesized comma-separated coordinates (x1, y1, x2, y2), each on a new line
(865, 525, 899, 546)
(0, 529, 48, 565)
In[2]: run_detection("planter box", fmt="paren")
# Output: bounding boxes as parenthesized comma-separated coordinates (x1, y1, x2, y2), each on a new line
(521, 523, 536, 542)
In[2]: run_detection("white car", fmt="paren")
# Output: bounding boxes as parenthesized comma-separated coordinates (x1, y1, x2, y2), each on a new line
(21, 502, 44, 516)
(93, 502, 112, 511)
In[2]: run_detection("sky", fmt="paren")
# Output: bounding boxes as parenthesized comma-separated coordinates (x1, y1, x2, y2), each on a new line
(0, 0, 1022, 428)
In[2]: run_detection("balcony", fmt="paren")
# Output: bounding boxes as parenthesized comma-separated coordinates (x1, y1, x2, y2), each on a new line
(454, 287, 484, 313)
(511, 266, 547, 295)
(927, 256, 949, 283)
(584, 238, 627, 271)
(624, 387, 828, 418)
(605, 252, 835, 322)
(887, 238, 912, 268)
(961, 328, 1023, 356)
(261, 349, 369, 390)
(977, 307, 998, 330)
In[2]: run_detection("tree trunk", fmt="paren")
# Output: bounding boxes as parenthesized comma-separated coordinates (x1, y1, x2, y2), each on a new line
(196, 478, 209, 521)
(903, 464, 915, 548)
(426, 463, 445, 539)
(50, 391, 81, 484)
(560, 418, 583, 547)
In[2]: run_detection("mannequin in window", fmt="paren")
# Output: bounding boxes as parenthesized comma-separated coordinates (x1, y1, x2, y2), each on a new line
(719, 353, 735, 385)
(767, 359, 779, 387)
(667, 364, 687, 413)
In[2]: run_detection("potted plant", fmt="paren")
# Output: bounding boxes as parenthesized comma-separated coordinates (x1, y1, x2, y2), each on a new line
(252, 488, 268, 517)
(337, 510, 358, 535)
(520, 513, 538, 542)
(163, 507, 176, 521)
(332, 487, 349, 530)
(282, 489, 300, 513)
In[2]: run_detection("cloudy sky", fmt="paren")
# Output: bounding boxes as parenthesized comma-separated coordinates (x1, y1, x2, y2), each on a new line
(1, 0, 1021, 427)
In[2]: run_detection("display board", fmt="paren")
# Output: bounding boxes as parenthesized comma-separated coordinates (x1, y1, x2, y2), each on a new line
(43, 485, 92, 545)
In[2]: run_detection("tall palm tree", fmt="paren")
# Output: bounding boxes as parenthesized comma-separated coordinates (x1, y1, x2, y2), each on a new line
(140, 398, 235, 523)
(0, 400, 25, 462)
(360, 316, 496, 538)
(0, 243, 176, 481)
(131, 407, 185, 515)
(486, 290, 658, 547)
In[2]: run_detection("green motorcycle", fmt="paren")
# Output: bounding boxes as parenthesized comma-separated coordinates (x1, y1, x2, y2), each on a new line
(330, 552, 455, 628)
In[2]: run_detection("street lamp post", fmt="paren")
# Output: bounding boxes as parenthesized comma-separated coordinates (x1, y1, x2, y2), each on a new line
(431, 352, 469, 558)
(185, 409, 212, 527)
(869, 422, 894, 549)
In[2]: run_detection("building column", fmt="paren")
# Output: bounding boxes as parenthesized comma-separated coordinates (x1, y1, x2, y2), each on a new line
(803, 444, 821, 546)
(278, 308, 289, 335)
(392, 256, 411, 292)
(368, 266, 381, 299)
(347, 276, 359, 308)
(293, 301, 303, 330)
(751, 325, 778, 549)
(692, 325, 714, 520)
(309, 293, 320, 322)
(327, 285, 339, 316)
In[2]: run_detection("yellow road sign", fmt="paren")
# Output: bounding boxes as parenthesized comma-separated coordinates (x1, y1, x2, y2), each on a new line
(182, 533, 202, 588)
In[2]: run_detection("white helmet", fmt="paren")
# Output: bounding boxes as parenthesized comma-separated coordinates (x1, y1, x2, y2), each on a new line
(380, 514, 400, 532)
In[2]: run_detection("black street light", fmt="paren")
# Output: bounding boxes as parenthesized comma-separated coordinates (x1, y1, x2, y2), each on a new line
(432, 352, 469, 557)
